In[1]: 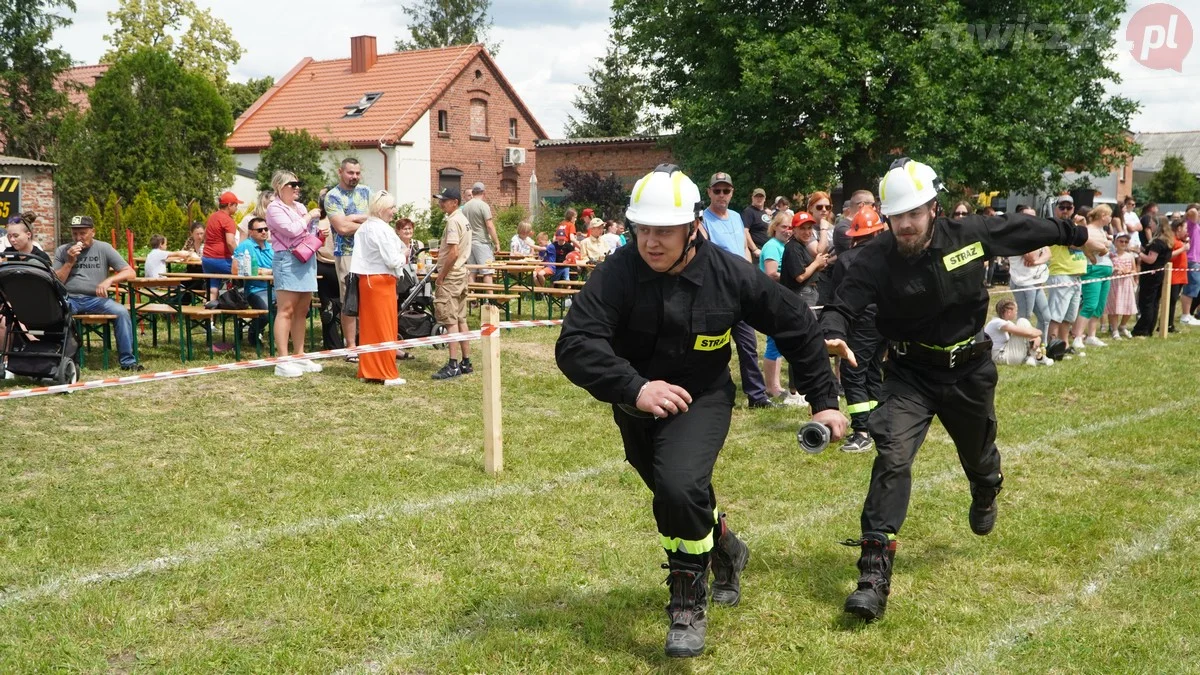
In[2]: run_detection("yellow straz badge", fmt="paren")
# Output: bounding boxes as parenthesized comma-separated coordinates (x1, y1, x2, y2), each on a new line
(694, 329, 731, 351)
(943, 242, 984, 271)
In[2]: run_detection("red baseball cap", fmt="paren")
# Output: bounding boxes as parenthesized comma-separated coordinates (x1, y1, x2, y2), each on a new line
(219, 191, 243, 206)
(791, 211, 816, 228)
(581, 208, 594, 218)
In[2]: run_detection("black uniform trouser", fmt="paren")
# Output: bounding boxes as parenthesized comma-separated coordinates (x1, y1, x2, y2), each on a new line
(1131, 275, 1163, 336)
(840, 317, 886, 433)
(731, 321, 768, 403)
(613, 380, 734, 553)
(861, 358, 1001, 535)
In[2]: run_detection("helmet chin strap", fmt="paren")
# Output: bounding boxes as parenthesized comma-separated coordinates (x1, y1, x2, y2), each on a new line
(664, 201, 705, 274)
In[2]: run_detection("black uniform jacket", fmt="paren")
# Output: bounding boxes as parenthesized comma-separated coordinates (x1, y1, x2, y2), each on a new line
(821, 214, 1088, 347)
(556, 237, 840, 413)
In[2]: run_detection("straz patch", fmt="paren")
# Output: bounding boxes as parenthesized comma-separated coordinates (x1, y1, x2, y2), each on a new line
(943, 242, 984, 271)
(693, 329, 731, 351)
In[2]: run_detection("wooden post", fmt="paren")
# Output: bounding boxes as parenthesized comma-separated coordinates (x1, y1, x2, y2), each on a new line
(481, 305, 503, 474)
(1158, 263, 1172, 338)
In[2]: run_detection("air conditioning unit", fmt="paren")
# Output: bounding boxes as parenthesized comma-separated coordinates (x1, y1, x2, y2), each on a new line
(503, 147, 526, 166)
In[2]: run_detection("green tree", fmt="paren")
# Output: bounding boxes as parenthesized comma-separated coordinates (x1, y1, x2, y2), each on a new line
(395, 0, 498, 56)
(613, 0, 1138, 197)
(122, 187, 162, 243)
(103, 0, 244, 84)
(76, 48, 234, 209)
(161, 199, 187, 248)
(565, 29, 650, 138)
(1147, 155, 1200, 204)
(256, 127, 327, 196)
(0, 0, 76, 161)
(220, 75, 273, 120)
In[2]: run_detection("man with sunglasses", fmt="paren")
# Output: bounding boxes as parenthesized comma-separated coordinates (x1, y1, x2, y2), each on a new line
(822, 159, 1109, 624)
(1046, 195, 1087, 353)
(231, 217, 274, 349)
(698, 172, 773, 408)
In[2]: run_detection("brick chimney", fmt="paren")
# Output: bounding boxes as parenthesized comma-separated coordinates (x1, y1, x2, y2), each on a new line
(350, 35, 377, 74)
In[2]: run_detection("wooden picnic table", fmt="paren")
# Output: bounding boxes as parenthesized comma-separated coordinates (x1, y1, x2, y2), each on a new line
(124, 276, 194, 362)
(163, 272, 274, 281)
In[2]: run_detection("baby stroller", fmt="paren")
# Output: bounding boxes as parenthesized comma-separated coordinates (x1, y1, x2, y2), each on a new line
(0, 252, 80, 384)
(397, 264, 445, 345)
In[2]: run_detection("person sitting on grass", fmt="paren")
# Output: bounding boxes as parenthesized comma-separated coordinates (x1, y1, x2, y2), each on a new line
(985, 298, 1052, 366)
(143, 234, 190, 279)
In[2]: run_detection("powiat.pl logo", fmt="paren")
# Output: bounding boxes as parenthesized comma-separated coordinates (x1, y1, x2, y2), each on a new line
(1127, 3, 1193, 71)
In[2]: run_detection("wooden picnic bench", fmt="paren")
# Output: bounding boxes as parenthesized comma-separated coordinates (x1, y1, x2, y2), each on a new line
(531, 286, 579, 319)
(73, 314, 117, 369)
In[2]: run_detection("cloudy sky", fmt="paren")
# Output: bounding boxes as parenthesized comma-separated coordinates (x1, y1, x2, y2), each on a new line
(51, 0, 1199, 138)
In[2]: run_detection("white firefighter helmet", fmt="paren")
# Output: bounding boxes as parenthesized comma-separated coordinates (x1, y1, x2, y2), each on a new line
(625, 164, 703, 227)
(879, 158, 942, 216)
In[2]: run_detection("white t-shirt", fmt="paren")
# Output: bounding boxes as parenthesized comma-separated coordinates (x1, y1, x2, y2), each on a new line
(1007, 249, 1049, 287)
(144, 248, 171, 279)
(601, 232, 622, 253)
(1123, 211, 1142, 248)
(510, 234, 534, 256)
(984, 317, 1012, 355)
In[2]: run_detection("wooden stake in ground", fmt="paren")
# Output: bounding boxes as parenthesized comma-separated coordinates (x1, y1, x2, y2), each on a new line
(481, 305, 503, 474)
(1159, 263, 1172, 339)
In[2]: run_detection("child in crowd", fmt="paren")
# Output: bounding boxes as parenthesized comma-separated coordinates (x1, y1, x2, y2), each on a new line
(985, 298, 1053, 366)
(1168, 220, 1189, 332)
(533, 231, 553, 286)
(143, 234, 189, 279)
(1106, 232, 1137, 339)
(510, 222, 540, 257)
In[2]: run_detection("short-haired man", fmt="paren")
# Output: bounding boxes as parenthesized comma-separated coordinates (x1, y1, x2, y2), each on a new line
(462, 182, 501, 285)
(698, 172, 772, 408)
(201, 191, 243, 302)
(1181, 208, 1200, 325)
(53, 216, 142, 371)
(1045, 195, 1086, 353)
(741, 188, 771, 259)
(232, 217, 274, 348)
(3, 216, 50, 264)
(432, 187, 473, 380)
(325, 157, 372, 358)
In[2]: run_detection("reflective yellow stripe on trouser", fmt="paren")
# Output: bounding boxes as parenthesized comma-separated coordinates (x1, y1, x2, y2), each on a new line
(659, 508, 720, 555)
(846, 400, 879, 415)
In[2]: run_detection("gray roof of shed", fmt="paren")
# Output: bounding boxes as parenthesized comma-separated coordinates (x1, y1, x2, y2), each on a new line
(1132, 131, 1200, 173)
(0, 155, 56, 168)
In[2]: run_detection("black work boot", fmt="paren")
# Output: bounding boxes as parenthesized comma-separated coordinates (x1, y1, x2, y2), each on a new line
(663, 556, 709, 658)
(710, 513, 750, 606)
(969, 481, 1003, 536)
(842, 532, 896, 622)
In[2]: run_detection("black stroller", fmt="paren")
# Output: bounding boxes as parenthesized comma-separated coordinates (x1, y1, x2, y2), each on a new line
(396, 264, 444, 344)
(0, 253, 80, 384)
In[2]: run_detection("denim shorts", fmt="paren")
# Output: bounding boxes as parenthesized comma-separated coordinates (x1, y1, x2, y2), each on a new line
(1185, 262, 1200, 297)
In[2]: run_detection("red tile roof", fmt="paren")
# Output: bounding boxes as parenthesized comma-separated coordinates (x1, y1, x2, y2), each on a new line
(227, 43, 547, 151)
(56, 64, 111, 110)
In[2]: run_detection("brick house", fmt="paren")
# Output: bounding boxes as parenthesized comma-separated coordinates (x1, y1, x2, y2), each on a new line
(0, 156, 59, 250)
(225, 37, 547, 212)
(534, 136, 675, 200)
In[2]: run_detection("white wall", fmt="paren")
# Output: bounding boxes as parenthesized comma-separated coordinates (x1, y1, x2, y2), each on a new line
(392, 110, 432, 212)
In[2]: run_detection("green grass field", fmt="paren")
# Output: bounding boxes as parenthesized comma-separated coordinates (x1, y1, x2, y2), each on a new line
(2, 316, 1198, 673)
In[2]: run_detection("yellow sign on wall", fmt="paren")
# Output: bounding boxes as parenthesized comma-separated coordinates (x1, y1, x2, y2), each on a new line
(0, 175, 19, 221)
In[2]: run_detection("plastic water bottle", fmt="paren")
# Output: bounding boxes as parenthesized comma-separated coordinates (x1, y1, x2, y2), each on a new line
(240, 250, 252, 277)
(249, 252, 258, 276)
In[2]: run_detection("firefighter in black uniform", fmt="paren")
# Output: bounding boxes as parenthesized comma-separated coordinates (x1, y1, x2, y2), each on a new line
(556, 165, 851, 658)
(822, 158, 1109, 622)
(834, 208, 889, 454)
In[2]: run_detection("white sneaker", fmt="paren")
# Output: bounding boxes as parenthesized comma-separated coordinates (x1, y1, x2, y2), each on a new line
(1181, 314, 1199, 326)
(3, 369, 13, 380)
(295, 358, 323, 373)
(383, 377, 406, 386)
(1120, 327, 1133, 339)
(1024, 356, 1037, 366)
(1037, 356, 1055, 367)
(1071, 336, 1086, 350)
(274, 362, 303, 378)
(1110, 330, 1122, 341)
(782, 393, 808, 407)
(1084, 336, 1108, 347)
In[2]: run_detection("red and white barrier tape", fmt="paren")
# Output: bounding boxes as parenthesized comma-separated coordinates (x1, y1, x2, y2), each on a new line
(0, 319, 563, 401)
(987, 267, 1166, 295)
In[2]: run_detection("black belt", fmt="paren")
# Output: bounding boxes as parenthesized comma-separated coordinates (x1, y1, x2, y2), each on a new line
(889, 339, 992, 369)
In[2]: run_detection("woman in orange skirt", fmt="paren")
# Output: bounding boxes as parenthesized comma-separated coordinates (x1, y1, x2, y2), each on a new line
(350, 191, 409, 385)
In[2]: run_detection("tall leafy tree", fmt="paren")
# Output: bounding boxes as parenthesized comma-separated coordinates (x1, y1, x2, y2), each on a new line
(58, 48, 233, 211)
(220, 75, 273, 120)
(395, 0, 498, 56)
(255, 128, 327, 196)
(103, 0, 244, 84)
(0, 0, 76, 161)
(1147, 155, 1200, 204)
(613, 0, 1138, 198)
(565, 29, 650, 138)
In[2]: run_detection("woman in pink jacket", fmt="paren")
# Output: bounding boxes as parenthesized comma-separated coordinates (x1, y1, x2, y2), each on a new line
(265, 170, 324, 378)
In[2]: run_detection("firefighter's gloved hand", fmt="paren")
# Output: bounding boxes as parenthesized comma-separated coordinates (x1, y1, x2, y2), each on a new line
(825, 339, 857, 367)
(636, 380, 693, 418)
(811, 408, 850, 442)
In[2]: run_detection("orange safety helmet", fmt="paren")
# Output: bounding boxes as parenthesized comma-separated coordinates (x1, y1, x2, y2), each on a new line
(849, 209, 886, 238)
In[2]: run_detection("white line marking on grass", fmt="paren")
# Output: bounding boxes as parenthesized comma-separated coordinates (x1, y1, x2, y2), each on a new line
(943, 503, 1200, 674)
(329, 402, 1190, 674)
(0, 461, 624, 609)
